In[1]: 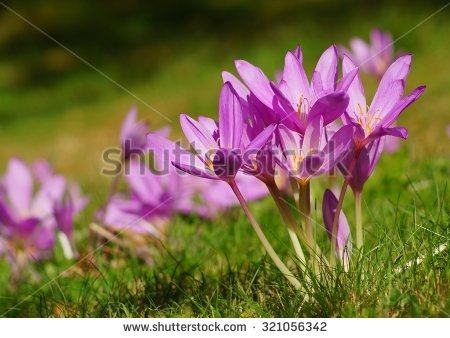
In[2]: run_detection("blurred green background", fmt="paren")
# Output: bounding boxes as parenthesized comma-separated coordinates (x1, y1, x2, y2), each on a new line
(0, 0, 448, 191)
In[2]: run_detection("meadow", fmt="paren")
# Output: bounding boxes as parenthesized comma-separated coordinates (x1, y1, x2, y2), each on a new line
(0, 1, 448, 317)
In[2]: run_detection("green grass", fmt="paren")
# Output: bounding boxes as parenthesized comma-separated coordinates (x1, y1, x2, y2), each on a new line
(0, 1, 449, 317)
(0, 155, 448, 317)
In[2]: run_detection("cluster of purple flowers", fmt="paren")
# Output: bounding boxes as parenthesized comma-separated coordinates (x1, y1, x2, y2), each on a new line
(0, 158, 88, 278)
(0, 28, 425, 287)
(147, 36, 424, 287)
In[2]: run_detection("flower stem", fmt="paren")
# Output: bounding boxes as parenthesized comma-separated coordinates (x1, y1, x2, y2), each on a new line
(229, 181, 302, 290)
(329, 154, 356, 267)
(299, 181, 312, 245)
(266, 183, 306, 268)
(299, 180, 321, 274)
(289, 176, 300, 206)
(354, 190, 363, 250)
(268, 182, 329, 268)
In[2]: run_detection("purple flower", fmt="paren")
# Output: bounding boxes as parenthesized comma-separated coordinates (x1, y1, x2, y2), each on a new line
(233, 45, 358, 133)
(102, 158, 174, 235)
(147, 132, 269, 219)
(275, 117, 354, 183)
(383, 136, 400, 153)
(172, 82, 275, 182)
(322, 189, 351, 270)
(342, 55, 425, 149)
(340, 28, 395, 79)
(120, 107, 170, 160)
(221, 73, 281, 184)
(0, 158, 88, 267)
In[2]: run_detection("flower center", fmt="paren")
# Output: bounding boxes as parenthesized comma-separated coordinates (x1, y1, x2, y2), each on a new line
(296, 95, 310, 123)
(205, 149, 215, 171)
(292, 151, 303, 171)
(357, 103, 382, 136)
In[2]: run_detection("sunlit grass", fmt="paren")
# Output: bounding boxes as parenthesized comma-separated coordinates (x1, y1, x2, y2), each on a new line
(0, 156, 447, 317)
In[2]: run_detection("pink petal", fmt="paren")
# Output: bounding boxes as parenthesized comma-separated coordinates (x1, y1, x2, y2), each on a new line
(3, 158, 33, 214)
(219, 82, 244, 149)
(235, 60, 275, 109)
(312, 45, 338, 94)
(180, 114, 219, 157)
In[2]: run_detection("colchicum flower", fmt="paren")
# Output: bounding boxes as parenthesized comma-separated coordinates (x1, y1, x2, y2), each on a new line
(342, 54, 425, 149)
(233, 45, 357, 134)
(331, 54, 425, 251)
(172, 82, 275, 181)
(0, 158, 88, 275)
(340, 27, 395, 79)
(167, 81, 302, 289)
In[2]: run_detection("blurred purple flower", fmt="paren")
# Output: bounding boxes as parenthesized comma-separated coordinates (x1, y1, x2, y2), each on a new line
(340, 28, 395, 79)
(383, 135, 400, 153)
(0, 158, 88, 269)
(102, 160, 171, 238)
(189, 172, 269, 219)
(322, 189, 351, 270)
(120, 107, 170, 160)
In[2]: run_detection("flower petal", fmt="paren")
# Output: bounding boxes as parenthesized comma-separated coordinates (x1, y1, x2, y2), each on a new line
(319, 124, 354, 173)
(312, 45, 338, 95)
(222, 71, 249, 98)
(125, 160, 163, 205)
(219, 82, 244, 149)
(120, 107, 148, 157)
(348, 138, 384, 192)
(212, 148, 242, 180)
(147, 133, 206, 174)
(366, 126, 408, 145)
(32, 159, 54, 184)
(31, 175, 66, 218)
(380, 85, 426, 128)
(171, 161, 219, 180)
(281, 51, 310, 105)
(245, 124, 276, 152)
(342, 56, 366, 124)
(322, 189, 352, 269)
(235, 60, 275, 109)
(302, 116, 324, 154)
(308, 92, 350, 126)
(369, 54, 413, 114)
(370, 28, 393, 61)
(180, 114, 218, 157)
(3, 158, 33, 214)
(277, 124, 302, 172)
(349, 37, 373, 71)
